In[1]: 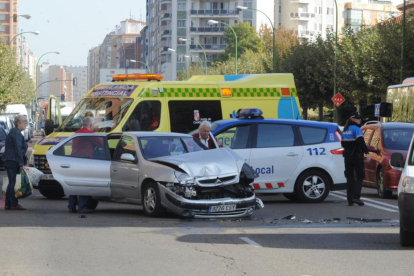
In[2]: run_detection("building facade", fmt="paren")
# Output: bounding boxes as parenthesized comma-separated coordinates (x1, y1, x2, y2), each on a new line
(0, 0, 18, 43)
(64, 66, 88, 103)
(145, 0, 272, 81)
(87, 46, 100, 90)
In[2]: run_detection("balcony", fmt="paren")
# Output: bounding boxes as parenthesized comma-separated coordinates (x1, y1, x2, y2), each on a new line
(189, 9, 239, 18)
(161, 0, 172, 2)
(290, 12, 315, 20)
(190, 26, 225, 34)
(189, 44, 227, 52)
(161, 13, 172, 21)
(295, 29, 317, 37)
(161, 30, 172, 37)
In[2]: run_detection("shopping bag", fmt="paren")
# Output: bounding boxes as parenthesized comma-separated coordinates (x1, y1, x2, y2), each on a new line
(14, 173, 23, 198)
(23, 166, 44, 187)
(2, 176, 8, 198)
(18, 169, 33, 198)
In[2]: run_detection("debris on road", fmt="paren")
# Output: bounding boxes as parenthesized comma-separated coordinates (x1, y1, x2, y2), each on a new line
(283, 214, 296, 220)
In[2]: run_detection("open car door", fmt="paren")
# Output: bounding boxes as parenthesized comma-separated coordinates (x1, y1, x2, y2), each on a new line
(46, 134, 112, 196)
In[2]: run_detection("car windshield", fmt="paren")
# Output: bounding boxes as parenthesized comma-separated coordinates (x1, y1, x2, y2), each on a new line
(56, 97, 133, 133)
(139, 136, 206, 159)
(383, 129, 414, 150)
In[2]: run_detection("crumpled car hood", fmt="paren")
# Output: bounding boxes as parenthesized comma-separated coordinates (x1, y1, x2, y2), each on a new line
(149, 148, 244, 179)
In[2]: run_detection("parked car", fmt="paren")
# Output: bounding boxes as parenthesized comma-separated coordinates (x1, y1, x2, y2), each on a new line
(206, 109, 346, 203)
(26, 122, 34, 139)
(46, 132, 264, 218)
(361, 121, 414, 198)
(0, 125, 7, 168)
(390, 142, 414, 246)
(0, 114, 15, 134)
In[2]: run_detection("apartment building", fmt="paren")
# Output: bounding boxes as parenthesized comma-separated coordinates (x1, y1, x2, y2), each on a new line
(0, 0, 18, 43)
(87, 46, 100, 90)
(64, 66, 88, 104)
(145, 0, 274, 81)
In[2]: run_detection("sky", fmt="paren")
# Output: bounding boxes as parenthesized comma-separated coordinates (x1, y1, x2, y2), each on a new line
(19, 0, 146, 67)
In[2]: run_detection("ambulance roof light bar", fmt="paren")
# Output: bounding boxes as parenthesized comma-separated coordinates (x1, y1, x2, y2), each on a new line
(234, 108, 264, 119)
(112, 74, 164, 82)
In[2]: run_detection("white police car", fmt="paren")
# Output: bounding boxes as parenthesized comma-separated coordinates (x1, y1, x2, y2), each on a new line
(210, 109, 346, 203)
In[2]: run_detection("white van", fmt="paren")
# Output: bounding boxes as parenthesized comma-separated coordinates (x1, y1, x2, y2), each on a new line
(5, 104, 29, 118)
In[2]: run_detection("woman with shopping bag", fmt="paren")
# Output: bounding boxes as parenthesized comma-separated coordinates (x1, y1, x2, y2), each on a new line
(2, 115, 28, 210)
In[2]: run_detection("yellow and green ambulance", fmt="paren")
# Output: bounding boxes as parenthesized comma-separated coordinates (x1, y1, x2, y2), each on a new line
(31, 73, 302, 198)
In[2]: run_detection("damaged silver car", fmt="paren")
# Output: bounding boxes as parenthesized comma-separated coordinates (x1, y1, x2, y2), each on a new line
(46, 132, 264, 218)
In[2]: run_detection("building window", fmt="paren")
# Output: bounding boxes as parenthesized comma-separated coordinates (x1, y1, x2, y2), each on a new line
(0, 25, 5, 32)
(0, 3, 5, 9)
(0, 14, 5, 20)
(177, 20, 186, 27)
(178, 3, 186, 10)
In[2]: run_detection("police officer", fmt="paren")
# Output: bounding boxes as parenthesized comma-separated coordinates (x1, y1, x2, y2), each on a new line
(341, 111, 369, 206)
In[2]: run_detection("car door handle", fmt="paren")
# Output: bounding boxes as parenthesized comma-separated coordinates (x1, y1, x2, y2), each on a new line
(60, 164, 71, 168)
(112, 169, 117, 173)
(287, 153, 299, 156)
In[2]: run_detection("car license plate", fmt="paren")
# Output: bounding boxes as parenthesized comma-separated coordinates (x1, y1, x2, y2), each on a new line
(41, 174, 54, 180)
(209, 204, 236, 213)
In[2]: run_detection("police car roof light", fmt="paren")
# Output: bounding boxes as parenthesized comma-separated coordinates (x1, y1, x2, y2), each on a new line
(236, 108, 264, 119)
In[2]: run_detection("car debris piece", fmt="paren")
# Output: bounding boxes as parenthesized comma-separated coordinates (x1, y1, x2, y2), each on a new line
(302, 219, 312, 223)
(283, 214, 296, 220)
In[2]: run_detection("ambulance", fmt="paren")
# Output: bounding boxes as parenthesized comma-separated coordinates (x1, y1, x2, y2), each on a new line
(31, 73, 302, 199)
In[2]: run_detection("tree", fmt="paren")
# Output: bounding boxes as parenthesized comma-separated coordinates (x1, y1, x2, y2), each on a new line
(217, 22, 264, 62)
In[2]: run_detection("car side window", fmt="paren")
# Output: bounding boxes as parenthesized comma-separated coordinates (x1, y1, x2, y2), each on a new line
(215, 125, 251, 149)
(256, 124, 294, 148)
(53, 136, 109, 160)
(113, 135, 137, 161)
(363, 128, 373, 145)
(299, 126, 327, 145)
(370, 130, 381, 149)
(124, 101, 161, 132)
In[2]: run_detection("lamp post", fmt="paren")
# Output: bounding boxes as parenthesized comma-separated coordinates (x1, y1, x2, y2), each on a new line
(184, 55, 190, 80)
(208, 20, 238, 74)
(9, 30, 40, 45)
(401, 0, 407, 83)
(237, 6, 276, 73)
(129, 59, 150, 72)
(179, 38, 207, 75)
(0, 14, 31, 27)
(35, 51, 60, 126)
(333, 0, 338, 123)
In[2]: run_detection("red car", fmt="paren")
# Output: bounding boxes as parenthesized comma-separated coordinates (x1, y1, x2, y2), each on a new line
(361, 122, 414, 198)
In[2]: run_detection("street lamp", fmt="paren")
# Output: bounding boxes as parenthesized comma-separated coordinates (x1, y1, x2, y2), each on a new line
(208, 20, 238, 74)
(129, 59, 150, 72)
(0, 14, 31, 27)
(333, 0, 338, 123)
(167, 48, 175, 52)
(401, 0, 407, 83)
(237, 5, 276, 73)
(9, 30, 40, 45)
(179, 38, 207, 75)
(184, 55, 190, 80)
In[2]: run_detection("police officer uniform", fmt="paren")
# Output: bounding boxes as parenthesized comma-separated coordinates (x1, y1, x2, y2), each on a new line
(341, 112, 369, 206)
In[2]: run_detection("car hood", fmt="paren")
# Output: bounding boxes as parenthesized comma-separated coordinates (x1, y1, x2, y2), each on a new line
(149, 148, 244, 179)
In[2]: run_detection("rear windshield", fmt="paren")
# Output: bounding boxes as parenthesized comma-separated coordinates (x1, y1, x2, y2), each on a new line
(56, 98, 133, 133)
(383, 129, 414, 150)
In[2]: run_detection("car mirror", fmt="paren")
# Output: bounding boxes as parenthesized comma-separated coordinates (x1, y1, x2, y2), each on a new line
(120, 153, 136, 163)
(390, 152, 404, 171)
(44, 119, 54, 135)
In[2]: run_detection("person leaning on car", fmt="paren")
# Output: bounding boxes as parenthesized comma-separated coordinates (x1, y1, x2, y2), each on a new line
(341, 111, 369, 207)
(68, 116, 102, 213)
(192, 121, 221, 149)
(2, 115, 28, 211)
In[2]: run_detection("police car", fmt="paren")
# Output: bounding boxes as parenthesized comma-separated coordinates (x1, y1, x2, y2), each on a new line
(210, 109, 346, 203)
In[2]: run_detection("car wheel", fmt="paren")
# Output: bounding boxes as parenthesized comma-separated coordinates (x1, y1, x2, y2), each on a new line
(142, 182, 165, 217)
(295, 170, 330, 203)
(38, 185, 65, 199)
(400, 215, 414, 246)
(283, 192, 300, 202)
(377, 169, 392, 199)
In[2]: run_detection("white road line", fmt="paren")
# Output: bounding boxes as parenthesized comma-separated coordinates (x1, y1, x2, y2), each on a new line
(240, 237, 262, 248)
(332, 191, 399, 209)
(329, 192, 398, 213)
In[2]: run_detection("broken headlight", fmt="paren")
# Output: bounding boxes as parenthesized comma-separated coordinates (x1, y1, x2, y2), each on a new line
(174, 171, 195, 186)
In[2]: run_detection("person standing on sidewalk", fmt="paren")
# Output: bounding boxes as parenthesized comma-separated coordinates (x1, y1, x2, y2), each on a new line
(341, 111, 369, 206)
(2, 115, 28, 210)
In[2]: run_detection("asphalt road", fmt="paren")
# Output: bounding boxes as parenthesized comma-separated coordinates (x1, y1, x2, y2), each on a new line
(0, 135, 411, 276)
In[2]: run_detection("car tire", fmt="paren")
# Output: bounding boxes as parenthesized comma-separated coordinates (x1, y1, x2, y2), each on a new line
(283, 192, 300, 202)
(295, 170, 330, 203)
(400, 215, 414, 246)
(38, 185, 65, 199)
(142, 182, 165, 217)
(377, 169, 392, 199)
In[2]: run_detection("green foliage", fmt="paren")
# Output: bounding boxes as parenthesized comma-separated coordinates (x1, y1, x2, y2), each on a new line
(0, 40, 35, 110)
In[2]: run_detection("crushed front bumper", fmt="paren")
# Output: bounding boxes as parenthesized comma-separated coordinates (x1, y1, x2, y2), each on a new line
(158, 184, 263, 218)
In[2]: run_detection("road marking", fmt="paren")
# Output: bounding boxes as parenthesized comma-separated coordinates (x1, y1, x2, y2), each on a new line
(329, 192, 398, 213)
(240, 237, 262, 248)
(332, 191, 399, 209)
